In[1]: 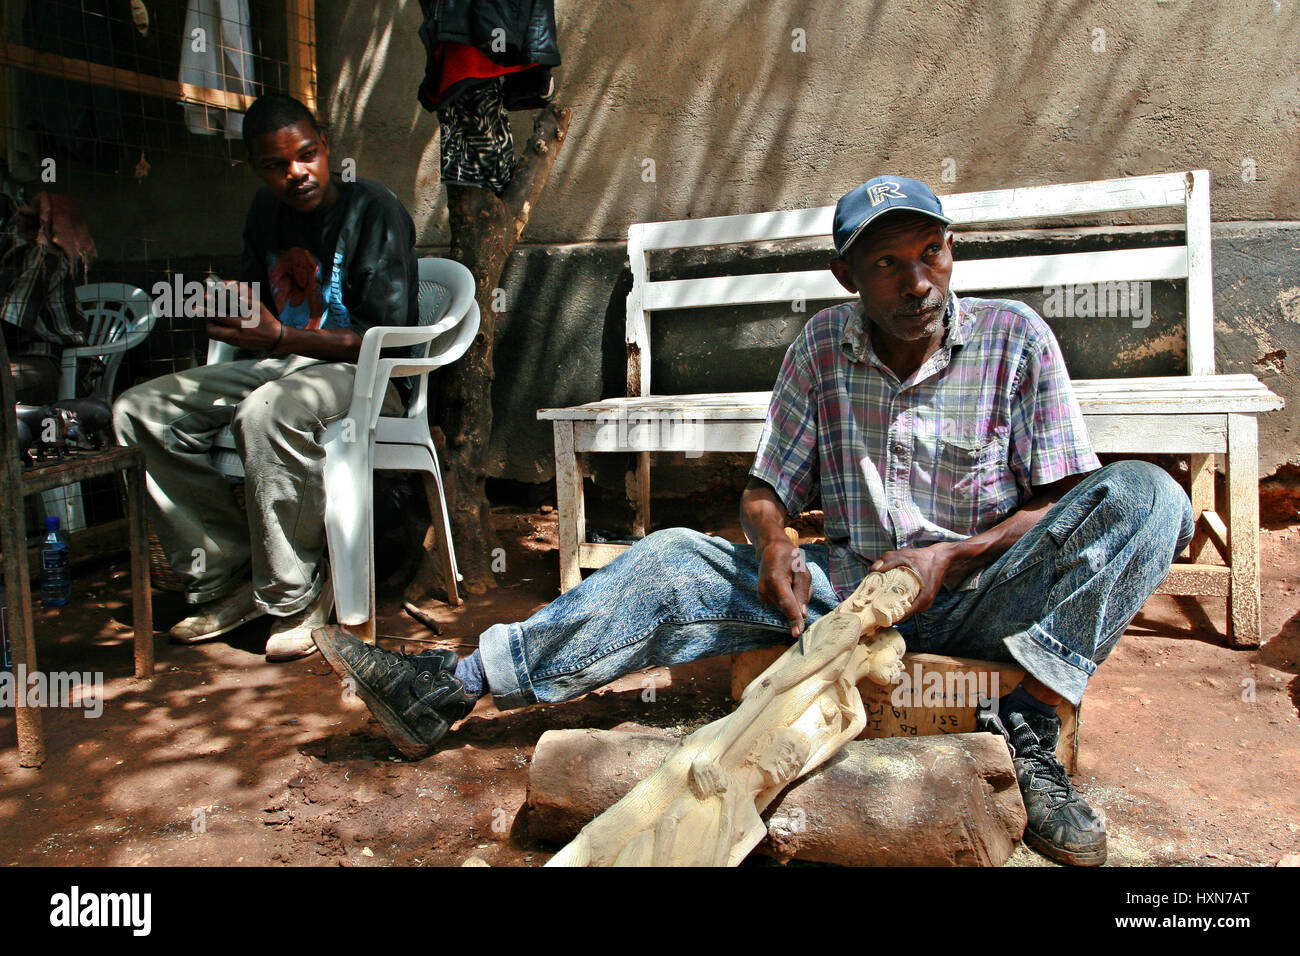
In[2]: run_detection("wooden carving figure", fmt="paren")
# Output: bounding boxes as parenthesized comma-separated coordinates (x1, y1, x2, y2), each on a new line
(546, 563, 922, 867)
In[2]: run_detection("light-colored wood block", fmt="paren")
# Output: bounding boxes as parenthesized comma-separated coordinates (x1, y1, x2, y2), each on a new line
(731, 648, 1079, 773)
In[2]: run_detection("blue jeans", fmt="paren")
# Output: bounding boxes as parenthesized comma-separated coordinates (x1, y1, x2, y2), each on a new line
(479, 461, 1194, 710)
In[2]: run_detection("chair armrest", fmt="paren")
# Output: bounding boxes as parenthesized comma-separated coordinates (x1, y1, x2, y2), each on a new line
(207, 339, 239, 364)
(349, 305, 481, 432)
(62, 341, 133, 359)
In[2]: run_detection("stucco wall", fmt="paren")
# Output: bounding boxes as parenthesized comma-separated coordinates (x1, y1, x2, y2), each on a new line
(318, 0, 1300, 246)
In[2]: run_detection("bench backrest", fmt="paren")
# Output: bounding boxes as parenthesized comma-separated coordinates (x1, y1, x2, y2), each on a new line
(624, 170, 1213, 397)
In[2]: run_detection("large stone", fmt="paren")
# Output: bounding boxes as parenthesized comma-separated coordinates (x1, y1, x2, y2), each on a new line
(526, 728, 1026, 866)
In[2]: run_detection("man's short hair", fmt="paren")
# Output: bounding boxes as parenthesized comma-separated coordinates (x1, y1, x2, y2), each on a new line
(242, 93, 322, 155)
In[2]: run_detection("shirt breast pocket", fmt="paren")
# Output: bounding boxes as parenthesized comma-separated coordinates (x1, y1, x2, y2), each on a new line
(935, 426, 1011, 531)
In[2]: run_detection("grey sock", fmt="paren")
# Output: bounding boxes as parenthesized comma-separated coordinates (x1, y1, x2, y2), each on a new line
(1000, 683, 1058, 719)
(454, 649, 488, 700)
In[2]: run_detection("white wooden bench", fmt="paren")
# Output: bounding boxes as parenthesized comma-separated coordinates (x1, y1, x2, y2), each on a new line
(538, 171, 1284, 647)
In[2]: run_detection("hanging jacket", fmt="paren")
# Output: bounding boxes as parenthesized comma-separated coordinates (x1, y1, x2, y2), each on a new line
(417, 0, 560, 111)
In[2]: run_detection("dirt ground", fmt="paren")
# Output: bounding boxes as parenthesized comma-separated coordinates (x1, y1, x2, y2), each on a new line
(2, 502, 1298, 868)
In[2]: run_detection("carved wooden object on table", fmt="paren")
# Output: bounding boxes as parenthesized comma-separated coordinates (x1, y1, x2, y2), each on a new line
(546, 564, 922, 867)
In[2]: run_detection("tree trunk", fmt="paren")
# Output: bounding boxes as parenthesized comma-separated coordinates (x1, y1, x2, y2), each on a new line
(406, 103, 573, 602)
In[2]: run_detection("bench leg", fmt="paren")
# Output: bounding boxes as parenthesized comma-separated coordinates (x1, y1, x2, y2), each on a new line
(554, 422, 586, 593)
(1226, 414, 1262, 648)
(632, 450, 650, 539)
(1187, 453, 1216, 563)
(126, 462, 155, 679)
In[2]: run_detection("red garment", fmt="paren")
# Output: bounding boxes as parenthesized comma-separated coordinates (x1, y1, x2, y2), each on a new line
(434, 41, 536, 103)
(34, 192, 97, 278)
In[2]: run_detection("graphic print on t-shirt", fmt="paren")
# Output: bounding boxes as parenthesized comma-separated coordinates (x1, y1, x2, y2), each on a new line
(267, 247, 349, 331)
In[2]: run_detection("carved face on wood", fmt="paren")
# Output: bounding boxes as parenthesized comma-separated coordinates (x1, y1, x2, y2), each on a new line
(855, 567, 921, 627)
(752, 728, 813, 789)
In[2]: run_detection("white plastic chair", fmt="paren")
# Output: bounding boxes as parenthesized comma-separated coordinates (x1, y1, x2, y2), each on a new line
(66, 283, 158, 401)
(207, 258, 481, 635)
(48, 284, 158, 533)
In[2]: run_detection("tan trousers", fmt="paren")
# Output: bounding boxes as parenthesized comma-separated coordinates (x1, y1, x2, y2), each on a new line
(113, 354, 359, 616)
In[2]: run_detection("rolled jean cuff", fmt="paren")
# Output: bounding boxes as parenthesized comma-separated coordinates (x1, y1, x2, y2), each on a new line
(479, 622, 535, 711)
(1002, 624, 1096, 707)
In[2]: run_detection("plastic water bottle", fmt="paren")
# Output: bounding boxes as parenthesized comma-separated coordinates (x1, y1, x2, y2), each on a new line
(40, 516, 71, 607)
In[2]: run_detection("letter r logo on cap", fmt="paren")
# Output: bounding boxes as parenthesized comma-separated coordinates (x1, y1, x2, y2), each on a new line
(866, 181, 907, 206)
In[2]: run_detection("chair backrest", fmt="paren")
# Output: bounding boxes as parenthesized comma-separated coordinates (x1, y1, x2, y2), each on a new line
(73, 283, 157, 399)
(74, 283, 155, 347)
(625, 170, 1213, 396)
(403, 256, 479, 423)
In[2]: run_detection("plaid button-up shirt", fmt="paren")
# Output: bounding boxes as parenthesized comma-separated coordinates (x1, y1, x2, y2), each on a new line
(750, 294, 1100, 598)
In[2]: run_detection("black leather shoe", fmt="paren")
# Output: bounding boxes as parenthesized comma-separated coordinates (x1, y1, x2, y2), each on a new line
(979, 708, 1108, 866)
(313, 625, 474, 759)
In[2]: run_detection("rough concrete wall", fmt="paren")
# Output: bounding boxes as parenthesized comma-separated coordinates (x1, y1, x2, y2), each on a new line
(1213, 224, 1300, 478)
(317, 0, 1300, 246)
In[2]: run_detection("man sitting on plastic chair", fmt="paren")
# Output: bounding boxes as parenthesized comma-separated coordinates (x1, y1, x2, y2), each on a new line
(113, 93, 418, 662)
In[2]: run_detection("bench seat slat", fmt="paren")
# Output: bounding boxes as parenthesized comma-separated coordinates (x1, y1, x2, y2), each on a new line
(640, 246, 1191, 312)
(538, 376, 1282, 422)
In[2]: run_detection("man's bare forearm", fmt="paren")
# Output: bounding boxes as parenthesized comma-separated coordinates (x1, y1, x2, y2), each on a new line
(740, 478, 791, 550)
(275, 324, 363, 363)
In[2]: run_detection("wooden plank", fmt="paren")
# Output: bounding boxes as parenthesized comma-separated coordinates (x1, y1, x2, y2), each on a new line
(941, 171, 1192, 224)
(1077, 394, 1281, 415)
(1184, 170, 1216, 375)
(638, 247, 1187, 313)
(286, 0, 318, 115)
(1226, 414, 1261, 647)
(956, 246, 1187, 290)
(1200, 510, 1229, 562)
(576, 418, 765, 454)
(19, 447, 142, 496)
(542, 393, 772, 421)
(578, 541, 629, 570)
(0, 40, 255, 112)
(125, 465, 154, 680)
(1074, 374, 1266, 391)
(633, 452, 650, 539)
(625, 229, 652, 397)
(1187, 453, 1217, 563)
(0, 314, 43, 766)
(1083, 414, 1225, 454)
(1157, 563, 1232, 597)
(628, 171, 1193, 253)
(729, 649, 1079, 773)
(553, 423, 586, 593)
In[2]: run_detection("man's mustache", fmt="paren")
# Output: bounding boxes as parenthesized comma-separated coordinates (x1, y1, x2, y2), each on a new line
(892, 297, 945, 318)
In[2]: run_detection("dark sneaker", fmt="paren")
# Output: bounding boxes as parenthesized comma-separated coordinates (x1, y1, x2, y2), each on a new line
(978, 708, 1108, 867)
(313, 625, 474, 759)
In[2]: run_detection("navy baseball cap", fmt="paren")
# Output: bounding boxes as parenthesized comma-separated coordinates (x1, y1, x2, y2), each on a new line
(833, 176, 952, 257)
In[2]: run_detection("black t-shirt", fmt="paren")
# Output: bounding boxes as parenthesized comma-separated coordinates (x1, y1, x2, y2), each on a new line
(237, 174, 418, 337)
